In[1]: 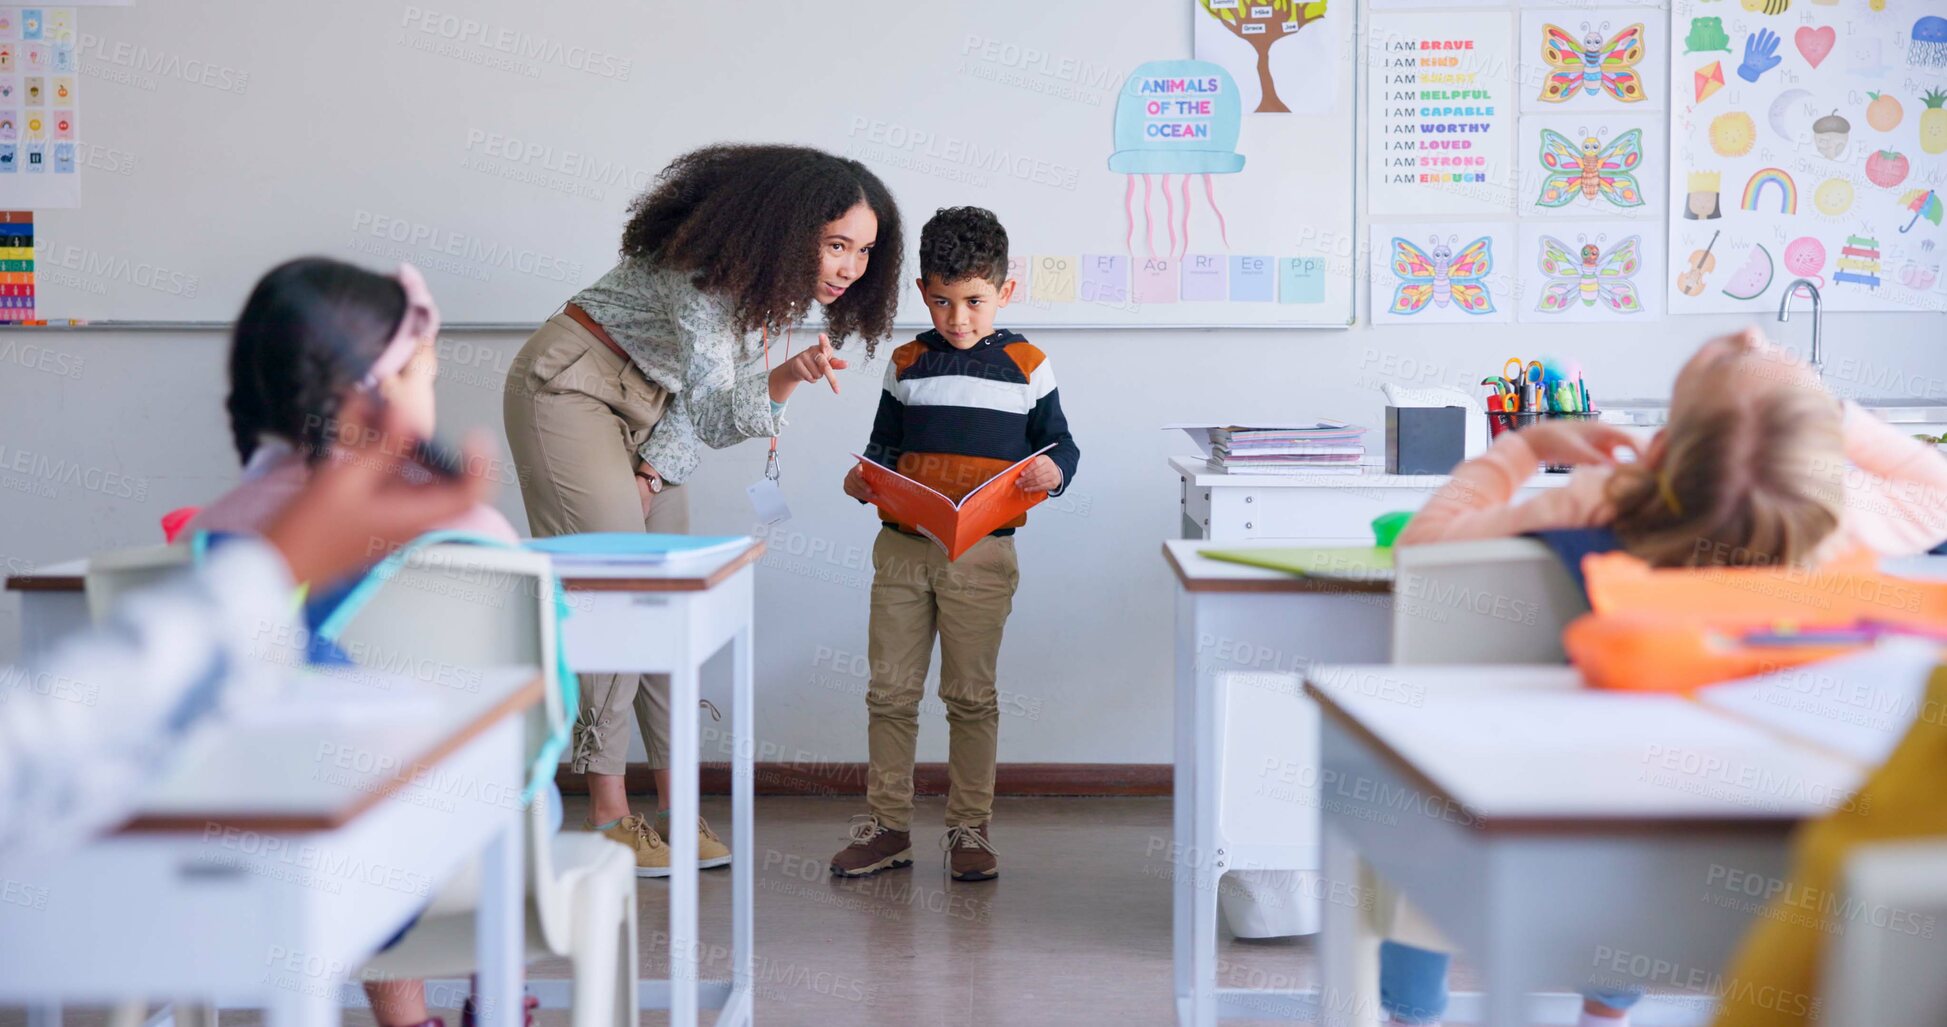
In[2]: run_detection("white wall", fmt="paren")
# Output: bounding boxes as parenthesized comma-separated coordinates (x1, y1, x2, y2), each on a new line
(5, 311, 1944, 765)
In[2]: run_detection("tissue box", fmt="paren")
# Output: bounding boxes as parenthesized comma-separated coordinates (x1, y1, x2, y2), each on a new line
(1385, 406, 1465, 475)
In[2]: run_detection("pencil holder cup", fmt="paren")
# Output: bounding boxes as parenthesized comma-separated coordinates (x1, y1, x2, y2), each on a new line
(1484, 410, 1601, 472)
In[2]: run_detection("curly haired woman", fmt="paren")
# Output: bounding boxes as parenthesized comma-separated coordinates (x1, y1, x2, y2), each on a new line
(503, 144, 904, 875)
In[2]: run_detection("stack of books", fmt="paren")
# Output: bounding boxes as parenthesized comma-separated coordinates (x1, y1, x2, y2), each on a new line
(1206, 423, 1368, 475)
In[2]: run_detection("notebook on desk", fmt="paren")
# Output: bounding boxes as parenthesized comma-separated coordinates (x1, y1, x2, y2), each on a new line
(1198, 545, 1395, 581)
(525, 533, 752, 566)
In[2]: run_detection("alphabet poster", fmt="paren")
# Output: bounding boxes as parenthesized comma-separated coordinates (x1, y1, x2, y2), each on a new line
(0, 7, 79, 208)
(1667, 0, 1947, 313)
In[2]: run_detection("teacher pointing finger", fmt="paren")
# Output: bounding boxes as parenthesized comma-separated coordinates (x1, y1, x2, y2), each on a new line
(503, 144, 903, 871)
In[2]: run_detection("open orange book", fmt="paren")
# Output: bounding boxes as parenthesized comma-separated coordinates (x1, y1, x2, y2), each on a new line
(855, 444, 1057, 560)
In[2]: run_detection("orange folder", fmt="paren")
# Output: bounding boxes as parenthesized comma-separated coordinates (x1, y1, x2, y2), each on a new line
(1565, 551, 1947, 692)
(855, 444, 1055, 561)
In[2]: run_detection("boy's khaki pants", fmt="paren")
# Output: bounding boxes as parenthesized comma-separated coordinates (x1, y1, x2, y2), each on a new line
(865, 528, 1019, 831)
(503, 313, 685, 776)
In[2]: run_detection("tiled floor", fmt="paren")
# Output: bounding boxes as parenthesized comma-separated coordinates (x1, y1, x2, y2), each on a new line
(534, 794, 1336, 1026)
(0, 795, 1429, 1027)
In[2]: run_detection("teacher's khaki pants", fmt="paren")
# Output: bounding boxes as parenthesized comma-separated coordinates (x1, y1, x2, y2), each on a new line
(504, 313, 684, 776)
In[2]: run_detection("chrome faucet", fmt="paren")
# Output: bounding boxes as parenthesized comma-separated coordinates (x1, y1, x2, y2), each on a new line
(1777, 278, 1823, 379)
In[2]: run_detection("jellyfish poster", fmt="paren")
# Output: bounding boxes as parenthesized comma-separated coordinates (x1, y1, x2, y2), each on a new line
(1368, 11, 1517, 217)
(1107, 59, 1246, 260)
(1666, 0, 1947, 313)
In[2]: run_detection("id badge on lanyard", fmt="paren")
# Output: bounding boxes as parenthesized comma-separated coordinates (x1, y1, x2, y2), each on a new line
(746, 326, 792, 525)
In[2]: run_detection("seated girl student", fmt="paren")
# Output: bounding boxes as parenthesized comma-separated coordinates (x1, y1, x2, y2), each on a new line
(1400, 327, 1947, 564)
(190, 257, 517, 543)
(190, 258, 525, 1027)
(1383, 328, 1947, 1027)
(1, 399, 494, 855)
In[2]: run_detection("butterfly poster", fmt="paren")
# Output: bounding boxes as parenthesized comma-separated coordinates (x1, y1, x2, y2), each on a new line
(1517, 221, 1665, 322)
(1519, 9, 1668, 114)
(1370, 221, 1516, 324)
(1517, 112, 1665, 219)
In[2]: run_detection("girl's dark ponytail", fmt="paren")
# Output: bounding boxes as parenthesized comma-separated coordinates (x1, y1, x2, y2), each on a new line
(226, 258, 407, 465)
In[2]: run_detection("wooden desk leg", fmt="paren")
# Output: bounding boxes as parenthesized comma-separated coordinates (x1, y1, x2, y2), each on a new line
(475, 816, 525, 1027)
(667, 657, 702, 1027)
(1319, 827, 1382, 1027)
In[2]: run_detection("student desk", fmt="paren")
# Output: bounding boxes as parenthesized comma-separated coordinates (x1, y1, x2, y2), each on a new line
(1170, 457, 1570, 543)
(1304, 665, 1864, 1027)
(0, 666, 543, 1027)
(5, 540, 765, 1027)
(1163, 540, 1394, 1026)
(550, 542, 763, 1027)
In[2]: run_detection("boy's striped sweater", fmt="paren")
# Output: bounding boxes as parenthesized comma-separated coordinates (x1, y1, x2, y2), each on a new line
(864, 328, 1080, 537)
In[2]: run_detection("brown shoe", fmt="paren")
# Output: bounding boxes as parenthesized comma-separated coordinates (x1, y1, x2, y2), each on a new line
(829, 815, 912, 877)
(943, 823, 998, 881)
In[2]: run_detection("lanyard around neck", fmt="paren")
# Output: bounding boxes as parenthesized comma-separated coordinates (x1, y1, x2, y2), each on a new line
(761, 326, 790, 481)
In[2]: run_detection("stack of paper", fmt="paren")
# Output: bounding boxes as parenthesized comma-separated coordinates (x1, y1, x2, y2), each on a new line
(1169, 422, 1368, 475)
(525, 533, 752, 567)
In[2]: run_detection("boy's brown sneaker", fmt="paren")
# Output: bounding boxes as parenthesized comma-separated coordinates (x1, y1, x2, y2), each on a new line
(943, 823, 998, 881)
(829, 815, 913, 877)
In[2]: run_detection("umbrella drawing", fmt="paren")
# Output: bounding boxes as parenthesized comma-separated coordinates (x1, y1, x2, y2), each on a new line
(1899, 189, 1942, 233)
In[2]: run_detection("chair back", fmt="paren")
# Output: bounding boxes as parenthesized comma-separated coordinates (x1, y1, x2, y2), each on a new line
(1820, 839, 1947, 1024)
(1390, 538, 1589, 664)
(83, 544, 193, 622)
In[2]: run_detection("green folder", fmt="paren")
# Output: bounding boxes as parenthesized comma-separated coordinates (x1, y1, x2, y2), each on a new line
(1198, 545, 1395, 580)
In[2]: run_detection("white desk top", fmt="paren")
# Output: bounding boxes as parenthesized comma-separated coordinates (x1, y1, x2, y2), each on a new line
(124, 665, 543, 833)
(1170, 455, 1573, 490)
(1304, 664, 1865, 832)
(1163, 539, 1394, 594)
(3, 540, 768, 595)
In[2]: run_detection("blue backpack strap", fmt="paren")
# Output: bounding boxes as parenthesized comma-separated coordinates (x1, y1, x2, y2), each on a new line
(205, 528, 577, 807)
(1520, 527, 1623, 606)
(309, 530, 579, 806)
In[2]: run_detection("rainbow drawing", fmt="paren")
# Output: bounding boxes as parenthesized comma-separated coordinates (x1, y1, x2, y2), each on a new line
(1742, 168, 1797, 214)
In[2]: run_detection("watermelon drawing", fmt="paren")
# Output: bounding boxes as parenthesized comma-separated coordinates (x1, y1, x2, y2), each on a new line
(1721, 243, 1774, 300)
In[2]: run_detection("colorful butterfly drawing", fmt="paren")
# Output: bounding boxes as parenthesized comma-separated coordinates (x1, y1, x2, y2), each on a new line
(1537, 128, 1644, 208)
(1389, 236, 1496, 315)
(1536, 235, 1643, 313)
(1540, 23, 1647, 103)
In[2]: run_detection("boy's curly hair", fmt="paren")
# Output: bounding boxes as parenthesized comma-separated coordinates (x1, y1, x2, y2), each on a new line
(621, 144, 903, 353)
(918, 206, 1009, 287)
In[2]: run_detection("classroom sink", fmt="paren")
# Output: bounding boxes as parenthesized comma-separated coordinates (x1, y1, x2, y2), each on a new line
(1601, 398, 1947, 426)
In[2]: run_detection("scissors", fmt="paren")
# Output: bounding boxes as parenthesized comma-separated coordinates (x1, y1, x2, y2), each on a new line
(1480, 374, 1519, 410)
(1504, 357, 1546, 386)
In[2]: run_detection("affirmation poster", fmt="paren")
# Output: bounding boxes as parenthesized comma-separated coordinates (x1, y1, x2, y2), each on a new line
(1667, 0, 1947, 313)
(0, 7, 78, 208)
(1369, 221, 1517, 324)
(1369, 11, 1517, 216)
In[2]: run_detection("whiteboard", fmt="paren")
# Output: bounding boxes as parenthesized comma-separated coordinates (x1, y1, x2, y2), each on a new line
(22, 0, 1357, 328)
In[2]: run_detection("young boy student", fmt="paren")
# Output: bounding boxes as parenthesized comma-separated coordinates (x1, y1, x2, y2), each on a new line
(829, 206, 1079, 882)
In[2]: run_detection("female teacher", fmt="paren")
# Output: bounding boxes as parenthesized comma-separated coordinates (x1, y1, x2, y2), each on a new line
(504, 144, 903, 874)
